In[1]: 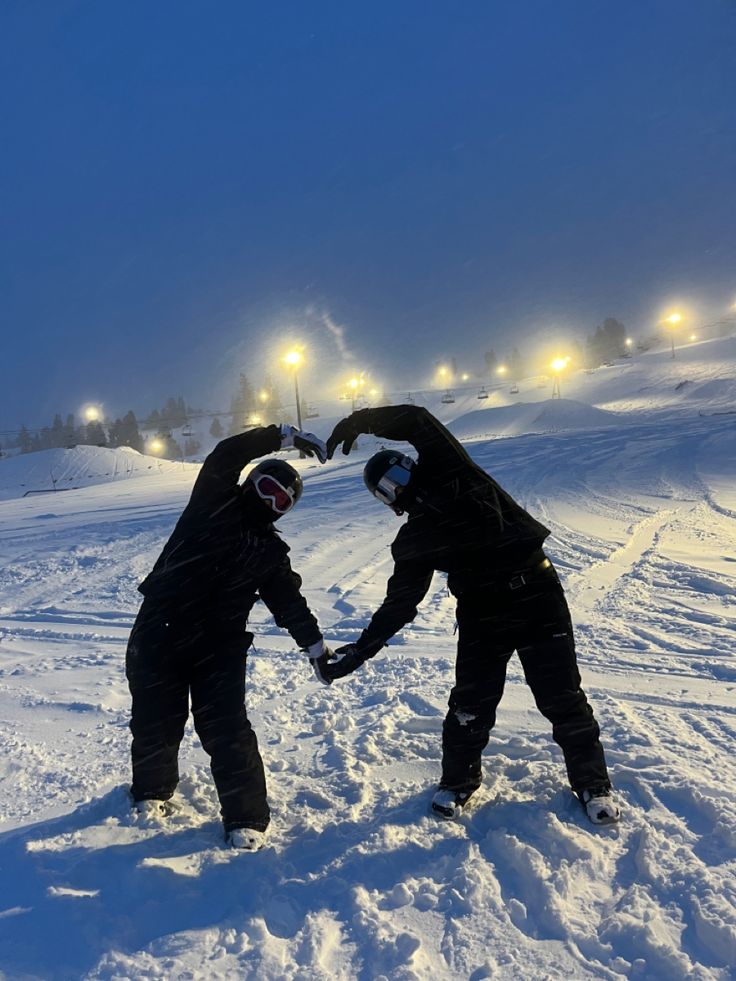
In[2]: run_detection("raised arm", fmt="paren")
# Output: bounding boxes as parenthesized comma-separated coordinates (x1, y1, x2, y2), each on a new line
(323, 555, 434, 682)
(327, 405, 474, 471)
(189, 427, 282, 508)
(355, 556, 435, 658)
(190, 424, 326, 510)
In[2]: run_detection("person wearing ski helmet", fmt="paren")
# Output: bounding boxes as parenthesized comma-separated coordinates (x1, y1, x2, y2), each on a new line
(324, 405, 619, 826)
(126, 423, 335, 850)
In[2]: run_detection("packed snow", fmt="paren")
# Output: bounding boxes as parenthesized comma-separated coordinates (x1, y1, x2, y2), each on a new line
(0, 338, 735, 980)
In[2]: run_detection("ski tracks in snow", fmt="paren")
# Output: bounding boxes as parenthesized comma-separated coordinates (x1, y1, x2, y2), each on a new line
(0, 418, 735, 979)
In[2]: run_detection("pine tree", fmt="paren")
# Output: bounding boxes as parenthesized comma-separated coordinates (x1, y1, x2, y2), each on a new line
(108, 418, 124, 447)
(229, 374, 257, 434)
(484, 350, 498, 376)
(63, 413, 76, 448)
(209, 417, 224, 439)
(510, 347, 525, 380)
(17, 425, 33, 453)
(86, 421, 107, 446)
(51, 414, 65, 448)
(120, 411, 143, 451)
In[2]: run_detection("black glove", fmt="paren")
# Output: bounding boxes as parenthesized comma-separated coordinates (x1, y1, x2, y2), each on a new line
(326, 418, 361, 459)
(304, 640, 336, 685)
(322, 643, 368, 682)
(280, 425, 328, 464)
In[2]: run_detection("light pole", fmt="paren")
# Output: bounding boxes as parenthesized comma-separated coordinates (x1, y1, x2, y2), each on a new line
(550, 357, 569, 399)
(284, 350, 304, 429)
(663, 313, 681, 358)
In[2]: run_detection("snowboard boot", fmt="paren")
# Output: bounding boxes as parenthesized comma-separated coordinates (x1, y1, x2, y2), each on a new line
(431, 786, 478, 820)
(579, 785, 621, 826)
(133, 798, 175, 825)
(226, 827, 267, 852)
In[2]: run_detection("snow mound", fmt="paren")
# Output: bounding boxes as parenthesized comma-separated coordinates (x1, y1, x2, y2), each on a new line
(0, 445, 194, 501)
(448, 398, 621, 440)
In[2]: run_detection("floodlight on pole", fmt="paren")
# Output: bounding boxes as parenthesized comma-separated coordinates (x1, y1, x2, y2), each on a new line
(664, 313, 682, 359)
(83, 405, 101, 423)
(496, 365, 507, 376)
(283, 349, 304, 430)
(550, 357, 569, 399)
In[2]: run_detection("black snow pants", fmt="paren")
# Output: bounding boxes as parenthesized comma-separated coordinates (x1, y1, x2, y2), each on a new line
(441, 560, 610, 795)
(125, 600, 269, 833)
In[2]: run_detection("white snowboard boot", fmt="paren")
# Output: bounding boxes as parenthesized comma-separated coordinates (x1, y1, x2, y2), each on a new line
(226, 828, 267, 851)
(431, 786, 477, 820)
(133, 798, 175, 825)
(580, 786, 621, 825)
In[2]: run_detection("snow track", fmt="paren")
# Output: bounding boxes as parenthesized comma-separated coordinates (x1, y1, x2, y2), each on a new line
(0, 413, 734, 979)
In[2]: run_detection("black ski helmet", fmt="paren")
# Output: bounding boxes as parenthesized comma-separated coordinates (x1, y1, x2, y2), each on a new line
(363, 450, 415, 507)
(244, 458, 303, 518)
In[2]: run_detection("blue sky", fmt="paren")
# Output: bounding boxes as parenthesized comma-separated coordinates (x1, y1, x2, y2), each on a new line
(2, 1, 735, 428)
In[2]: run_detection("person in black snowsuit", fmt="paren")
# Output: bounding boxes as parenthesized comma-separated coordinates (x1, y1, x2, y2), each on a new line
(126, 424, 334, 849)
(324, 405, 620, 825)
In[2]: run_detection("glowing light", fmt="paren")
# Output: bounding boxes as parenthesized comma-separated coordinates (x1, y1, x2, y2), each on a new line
(625, 338, 633, 348)
(690, 334, 698, 342)
(249, 413, 262, 426)
(349, 377, 359, 390)
(258, 391, 269, 403)
(369, 388, 378, 397)
(496, 365, 507, 375)
(437, 365, 448, 378)
(665, 313, 682, 326)
(284, 349, 302, 367)
(550, 357, 568, 373)
(148, 438, 164, 455)
(461, 373, 469, 381)
(83, 405, 100, 422)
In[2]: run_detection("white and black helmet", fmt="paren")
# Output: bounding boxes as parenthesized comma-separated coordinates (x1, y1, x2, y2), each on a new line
(363, 450, 415, 506)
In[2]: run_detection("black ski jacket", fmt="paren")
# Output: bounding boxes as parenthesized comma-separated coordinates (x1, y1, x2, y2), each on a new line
(346, 405, 550, 657)
(138, 426, 321, 649)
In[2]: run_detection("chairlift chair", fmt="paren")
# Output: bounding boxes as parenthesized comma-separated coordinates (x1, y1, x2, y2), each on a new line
(441, 390, 455, 404)
(509, 384, 519, 395)
(182, 424, 193, 438)
(477, 387, 488, 400)
(305, 404, 320, 419)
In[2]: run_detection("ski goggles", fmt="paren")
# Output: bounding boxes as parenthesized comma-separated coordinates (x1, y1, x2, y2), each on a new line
(252, 473, 297, 514)
(373, 461, 413, 505)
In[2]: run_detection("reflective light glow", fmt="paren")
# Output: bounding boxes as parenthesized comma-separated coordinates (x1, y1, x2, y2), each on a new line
(148, 438, 164, 455)
(550, 357, 569, 373)
(666, 313, 682, 325)
(625, 338, 633, 348)
(284, 350, 302, 367)
(83, 405, 101, 422)
(496, 365, 507, 375)
(258, 391, 269, 403)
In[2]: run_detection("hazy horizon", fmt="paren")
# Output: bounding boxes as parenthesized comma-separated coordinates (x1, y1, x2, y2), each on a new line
(2, 1, 735, 429)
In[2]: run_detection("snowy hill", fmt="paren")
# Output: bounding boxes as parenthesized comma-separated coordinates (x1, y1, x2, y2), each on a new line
(0, 337, 735, 979)
(0, 445, 198, 502)
(448, 399, 622, 440)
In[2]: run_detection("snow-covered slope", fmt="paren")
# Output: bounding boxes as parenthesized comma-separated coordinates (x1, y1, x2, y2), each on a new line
(448, 398, 622, 440)
(0, 341, 735, 980)
(0, 445, 197, 502)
